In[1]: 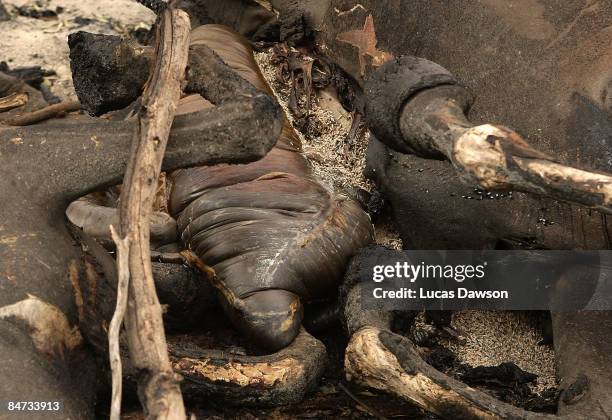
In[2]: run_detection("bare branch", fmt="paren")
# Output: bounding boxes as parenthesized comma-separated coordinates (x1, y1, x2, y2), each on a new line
(0, 92, 28, 112)
(109, 225, 130, 420)
(112, 7, 190, 419)
(3, 100, 80, 126)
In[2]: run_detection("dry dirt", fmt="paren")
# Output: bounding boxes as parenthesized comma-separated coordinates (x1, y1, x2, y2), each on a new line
(0, 0, 155, 100)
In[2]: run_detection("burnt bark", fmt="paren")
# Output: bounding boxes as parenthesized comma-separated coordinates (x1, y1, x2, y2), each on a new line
(68, 32, 153, 116)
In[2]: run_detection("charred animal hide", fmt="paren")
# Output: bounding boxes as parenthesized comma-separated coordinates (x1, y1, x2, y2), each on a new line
(169, 25, 374, 351)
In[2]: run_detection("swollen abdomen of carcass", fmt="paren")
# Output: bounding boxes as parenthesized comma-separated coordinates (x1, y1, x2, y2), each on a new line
(169, 25, 373, 351)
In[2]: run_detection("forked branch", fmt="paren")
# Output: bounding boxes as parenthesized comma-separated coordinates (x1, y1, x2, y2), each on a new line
(109, 7, 190, 420)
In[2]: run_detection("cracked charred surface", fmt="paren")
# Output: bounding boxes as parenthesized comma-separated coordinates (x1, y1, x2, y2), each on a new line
(168, 25, 374, 352)
(169, 328, 327, 406)
(68, 32, 153, 116)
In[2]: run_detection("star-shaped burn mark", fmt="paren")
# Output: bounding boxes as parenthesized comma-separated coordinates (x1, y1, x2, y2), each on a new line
(336, 14, 394, 77)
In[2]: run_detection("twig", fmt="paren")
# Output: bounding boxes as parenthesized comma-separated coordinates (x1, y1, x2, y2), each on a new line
(108, 226, 130, 420)
(338, 382, 389, 420)
(3, 100, 80, 126)
(0, 92, 28, 113)
(110, 7, 190, 420)
(179, 250, 216, 280)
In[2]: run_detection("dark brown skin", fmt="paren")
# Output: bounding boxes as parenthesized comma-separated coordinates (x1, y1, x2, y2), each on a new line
(169, 25, 374, 351)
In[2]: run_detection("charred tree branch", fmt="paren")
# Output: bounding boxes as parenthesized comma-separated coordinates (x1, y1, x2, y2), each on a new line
(365, 57, 612, 214)
(2, 100, 81, 126)
(0, 94, 280, 204)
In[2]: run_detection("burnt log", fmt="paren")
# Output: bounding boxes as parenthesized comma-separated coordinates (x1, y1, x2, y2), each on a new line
(68, 32, 153, 116)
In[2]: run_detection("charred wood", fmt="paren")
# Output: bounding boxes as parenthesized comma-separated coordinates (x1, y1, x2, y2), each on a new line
(68, 32, 153, 116)
(0, 61, 56, 90)
(365, 59, 612, 214)
(3, 100, 81, 126)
